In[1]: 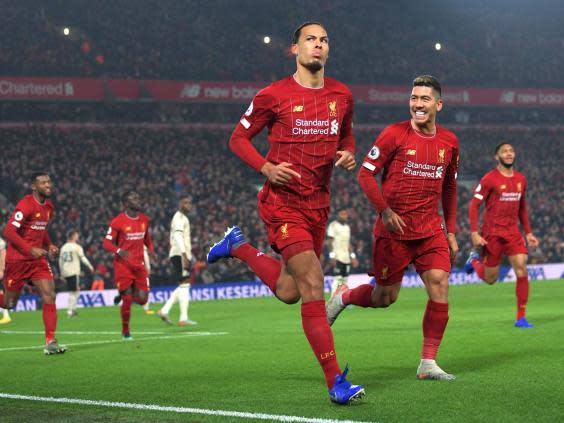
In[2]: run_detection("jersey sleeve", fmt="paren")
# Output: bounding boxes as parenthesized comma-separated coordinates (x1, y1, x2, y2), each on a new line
(469, 174, 493, 232)
(144, 218, 155, 253)
(361, 126, 398, 175)
(338, 92, 355, 152)
(327, 221, 336, 238)
(518, 177, 533, 234)
(2, 199, 34, 256)
(357, 127, 398, 213)
(102, 219, 120, 254)
(229, 88, 276, 172)
(442, 143, 459, 234)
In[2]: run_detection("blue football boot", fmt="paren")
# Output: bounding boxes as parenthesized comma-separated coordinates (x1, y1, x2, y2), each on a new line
(207, 226, 246, 264)
(463, 250, 480, 274)
(328, 366, 365, 405)
(514, 317, 534, 328)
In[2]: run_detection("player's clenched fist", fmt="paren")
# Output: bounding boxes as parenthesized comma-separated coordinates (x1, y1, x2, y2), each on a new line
(335, 150, 356, 171)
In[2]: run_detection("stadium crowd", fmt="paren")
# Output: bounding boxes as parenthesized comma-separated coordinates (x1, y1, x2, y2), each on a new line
(0, 125, 561, 286)
(1, 0, 563, 86)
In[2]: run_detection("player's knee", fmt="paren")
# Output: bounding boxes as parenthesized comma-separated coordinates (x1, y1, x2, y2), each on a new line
(42, 293, 57, 304)
(378, 294, 396, 308)
(514, 267, 527, 278)
(279, 295, 300, 305)
(484, 276, 498, 284)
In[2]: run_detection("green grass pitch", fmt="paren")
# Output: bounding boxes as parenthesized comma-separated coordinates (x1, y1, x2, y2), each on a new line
(1, 279, 563, 423)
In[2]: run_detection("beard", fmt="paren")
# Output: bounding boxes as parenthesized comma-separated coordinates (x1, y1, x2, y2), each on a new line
(499, 157, 514, 169)
(302, 59, 323, 73)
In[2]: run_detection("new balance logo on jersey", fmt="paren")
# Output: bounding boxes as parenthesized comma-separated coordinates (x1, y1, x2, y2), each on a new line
(293, 105, 304, 112)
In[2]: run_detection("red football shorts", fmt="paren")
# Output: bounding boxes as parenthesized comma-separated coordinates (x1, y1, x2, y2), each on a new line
(371, 232, 451, 286)
(114, 262, 149, 292)
(482, 232, 528, 267)
(258, 201, 328, 261)
(3, 259, 54, 292)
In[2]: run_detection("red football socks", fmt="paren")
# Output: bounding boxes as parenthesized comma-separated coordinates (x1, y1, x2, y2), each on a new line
(471, 258, 485, 280)
(42, 303, 57, 344)
(0, 292, 4, 308)
(232, 244, 281, 294)
(342, 284, 374, 307)
(301, 300, 341, 389)
(421, 300, 449, 360)
(121, 294, 133, 334)
(516, 276, 529, 320)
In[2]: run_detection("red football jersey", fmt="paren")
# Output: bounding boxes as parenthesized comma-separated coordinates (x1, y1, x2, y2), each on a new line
(103, 213, 154, 272)
(361, 121, 459, 240)
(470, 169, 531, 236)
(230, 75, 355, 210)
(3, 194, 54, 262)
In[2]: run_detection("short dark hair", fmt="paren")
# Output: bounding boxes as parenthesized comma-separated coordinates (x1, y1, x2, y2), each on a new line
(67, 229, 79, 239)
(30, 171, 49, 183)
(413, 75, 442, 97)
(179, 195, 192, 202)
(495, 142, 512, 154)
(292, 21, 325, 44)
(121, 190, 137, 205)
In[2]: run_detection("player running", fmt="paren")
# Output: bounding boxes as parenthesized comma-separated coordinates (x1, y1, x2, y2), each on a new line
(326, 75, 459, 381)
(103, 190, 155, 340)
(1, 172, 66, 354)
(464, 143, 539, 328)
(326, 208, 358, 294)
(207, 22, 364, 404)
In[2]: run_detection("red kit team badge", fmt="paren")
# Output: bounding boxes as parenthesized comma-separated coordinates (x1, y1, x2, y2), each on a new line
(328, 100, 337, 117)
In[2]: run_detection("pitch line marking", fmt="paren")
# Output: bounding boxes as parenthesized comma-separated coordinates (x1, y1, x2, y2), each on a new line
(0, 332, 228, 353)
(0, 393, 375, 423)
(1, 330, 171, 335)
